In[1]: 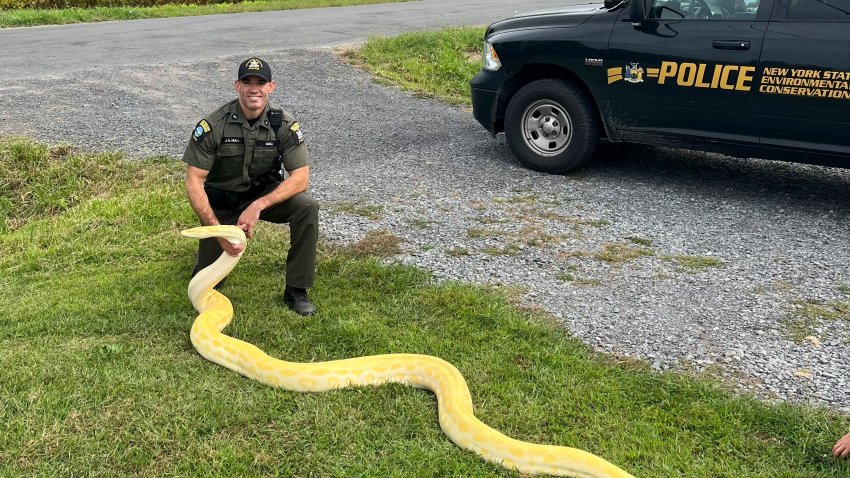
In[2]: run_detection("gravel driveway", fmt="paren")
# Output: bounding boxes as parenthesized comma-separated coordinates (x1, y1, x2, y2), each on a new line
(2, 49, 849, 413)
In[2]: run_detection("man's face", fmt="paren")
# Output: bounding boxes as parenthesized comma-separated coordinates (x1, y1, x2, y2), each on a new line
(234, 76, 276, 115)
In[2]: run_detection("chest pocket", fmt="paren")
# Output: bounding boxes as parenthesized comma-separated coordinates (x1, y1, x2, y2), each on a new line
(210, 143, 245, 184)
(250, 140, 280, 178)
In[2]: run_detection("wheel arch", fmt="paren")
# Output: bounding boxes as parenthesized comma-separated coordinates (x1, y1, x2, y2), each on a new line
(495, 64, 609, 140)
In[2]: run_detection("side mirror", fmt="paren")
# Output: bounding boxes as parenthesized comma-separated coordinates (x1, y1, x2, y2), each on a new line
(603, 0, 620, 8)
(630, 0, 647, 26)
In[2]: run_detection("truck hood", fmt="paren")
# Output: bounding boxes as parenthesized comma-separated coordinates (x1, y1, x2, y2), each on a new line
(487, 4, 604, 34)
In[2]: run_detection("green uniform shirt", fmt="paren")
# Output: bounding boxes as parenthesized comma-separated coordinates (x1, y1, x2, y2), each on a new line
(182, 100, 308, 192)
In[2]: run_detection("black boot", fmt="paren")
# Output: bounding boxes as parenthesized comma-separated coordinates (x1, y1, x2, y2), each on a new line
(283, 286, 316, 316)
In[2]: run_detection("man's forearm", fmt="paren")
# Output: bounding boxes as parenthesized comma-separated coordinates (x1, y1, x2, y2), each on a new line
(186, 180, 219, 226)
(252, 168, 309, 212)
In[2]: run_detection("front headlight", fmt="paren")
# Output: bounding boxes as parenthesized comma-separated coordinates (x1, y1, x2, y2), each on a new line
(483, 41, 501, 71)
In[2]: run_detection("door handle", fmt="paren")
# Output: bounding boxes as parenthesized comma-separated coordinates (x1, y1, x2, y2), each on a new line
(713, 40, 750, 50)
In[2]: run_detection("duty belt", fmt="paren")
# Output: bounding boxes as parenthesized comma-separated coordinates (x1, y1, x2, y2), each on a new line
(204, 180, 276, 211)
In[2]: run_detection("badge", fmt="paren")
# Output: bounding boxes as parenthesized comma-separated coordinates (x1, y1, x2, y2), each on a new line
(192, 119, 211, 142)
(290, 122, 305, 144)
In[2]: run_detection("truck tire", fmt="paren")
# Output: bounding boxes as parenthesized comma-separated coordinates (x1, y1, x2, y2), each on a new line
(504, 79, 599, 174)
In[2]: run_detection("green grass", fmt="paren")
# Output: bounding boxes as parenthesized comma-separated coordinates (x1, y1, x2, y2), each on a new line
(782, 295, 850, 343)
(594, 242, 655, 265)
(343, 26, 486, 105)
(447, 247, 470, 257)
(328, 201, 384, 220)
(664, 254, 725, 271)
(0, 0, 409, 28)
(627, 236, 653, 247)
(339, 229, 403, 257)
(556, 272, 602, 287)
(1, 138, 850, 477)
(467, 227, 505, 239)
(791, 298, 850, 322)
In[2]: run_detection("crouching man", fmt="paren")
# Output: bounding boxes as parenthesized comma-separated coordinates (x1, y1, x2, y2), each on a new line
(182, 57, 318, 316)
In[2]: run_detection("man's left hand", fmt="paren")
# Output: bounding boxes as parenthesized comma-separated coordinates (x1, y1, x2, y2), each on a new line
(237, 204, 262, 238)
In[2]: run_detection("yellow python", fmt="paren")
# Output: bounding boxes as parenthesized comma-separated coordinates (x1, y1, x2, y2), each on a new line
(182, 225, 635, 478)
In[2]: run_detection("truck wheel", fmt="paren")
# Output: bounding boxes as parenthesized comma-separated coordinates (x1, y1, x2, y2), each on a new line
(504, 79, 599, 174)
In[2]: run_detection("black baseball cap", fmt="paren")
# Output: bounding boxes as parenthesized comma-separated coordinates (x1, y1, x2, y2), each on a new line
(237, 57, 272, 82)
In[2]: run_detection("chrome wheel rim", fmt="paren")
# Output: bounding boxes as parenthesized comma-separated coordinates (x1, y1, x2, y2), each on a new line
(521, 100, 572, 157)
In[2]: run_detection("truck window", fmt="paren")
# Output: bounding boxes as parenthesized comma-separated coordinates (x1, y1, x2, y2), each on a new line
(786, 0, 850, 20)
(651, 0, 760, 19)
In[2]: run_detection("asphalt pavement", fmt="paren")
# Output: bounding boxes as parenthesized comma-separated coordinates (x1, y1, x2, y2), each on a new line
(0, 0, 574, 80)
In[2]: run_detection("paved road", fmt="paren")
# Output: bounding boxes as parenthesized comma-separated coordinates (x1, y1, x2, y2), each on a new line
(1, 0, 573, 80)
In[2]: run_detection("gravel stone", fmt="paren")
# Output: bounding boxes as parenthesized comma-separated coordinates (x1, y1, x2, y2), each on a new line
(1, 48, 849, 413)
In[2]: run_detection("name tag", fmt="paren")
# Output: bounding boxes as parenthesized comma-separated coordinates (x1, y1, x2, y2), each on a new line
(221, 137, 244, 144)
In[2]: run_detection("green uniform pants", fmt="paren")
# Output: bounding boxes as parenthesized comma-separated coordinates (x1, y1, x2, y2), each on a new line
(192, 192, 318, 289)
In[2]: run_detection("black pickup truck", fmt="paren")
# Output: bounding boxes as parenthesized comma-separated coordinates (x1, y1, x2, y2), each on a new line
(470, 0, 850, 173)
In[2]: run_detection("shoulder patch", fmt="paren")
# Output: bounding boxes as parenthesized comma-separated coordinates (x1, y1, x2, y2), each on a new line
(193, 120, 211, 143)
(289, 121, 305, 145)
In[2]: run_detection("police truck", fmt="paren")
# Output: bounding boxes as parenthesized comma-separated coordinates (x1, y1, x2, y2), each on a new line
(470, 0, 850, 173)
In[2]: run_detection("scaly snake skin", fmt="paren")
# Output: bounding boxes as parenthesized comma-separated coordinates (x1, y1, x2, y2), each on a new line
(182, 225, 635, 478)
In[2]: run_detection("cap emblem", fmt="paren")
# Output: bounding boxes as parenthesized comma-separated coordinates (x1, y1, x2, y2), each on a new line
(246, 59, 262, 71)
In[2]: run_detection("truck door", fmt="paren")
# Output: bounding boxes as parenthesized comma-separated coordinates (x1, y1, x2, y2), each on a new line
(606, 0, 771, 143)
(758, 0, 850, 157)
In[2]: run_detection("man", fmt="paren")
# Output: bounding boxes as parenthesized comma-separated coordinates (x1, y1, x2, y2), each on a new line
(182, 57, 318, 316)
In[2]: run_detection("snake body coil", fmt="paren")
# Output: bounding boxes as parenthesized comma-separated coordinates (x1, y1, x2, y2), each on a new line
(182, 225, 634, 478)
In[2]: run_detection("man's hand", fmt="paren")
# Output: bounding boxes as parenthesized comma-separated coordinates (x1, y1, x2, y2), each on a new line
(237, 203, 262, 238)
(833, 432, 850, 458)
(217, 237, 244, 256)
(233, 166, 309, 239)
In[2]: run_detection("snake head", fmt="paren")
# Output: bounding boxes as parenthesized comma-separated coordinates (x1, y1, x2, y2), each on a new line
(181, 225, 246, 245)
